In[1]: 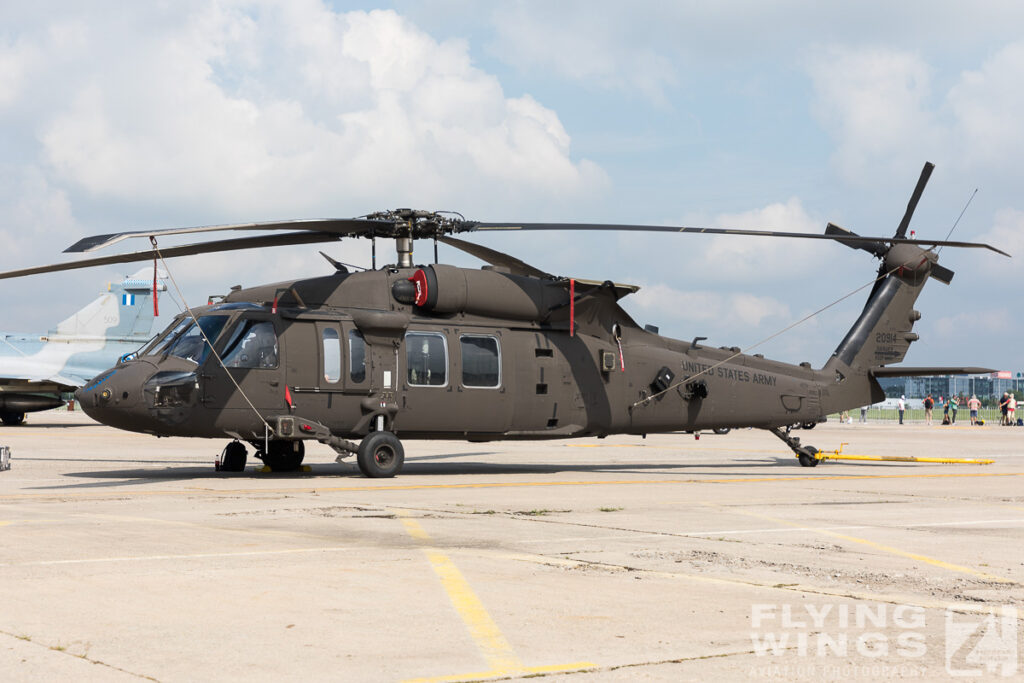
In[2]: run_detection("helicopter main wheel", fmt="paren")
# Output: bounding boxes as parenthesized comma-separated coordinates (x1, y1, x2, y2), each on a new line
(260, 440, 306, 472)
(797, 446, 820, 468)
(712, 427, 731, 435)
(357, 431, 404, 478)
(220, 441, 247, 472)
(0, 411, 25, 426)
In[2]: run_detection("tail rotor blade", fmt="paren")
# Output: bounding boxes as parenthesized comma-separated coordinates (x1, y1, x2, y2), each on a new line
(895, 161, 935, 238)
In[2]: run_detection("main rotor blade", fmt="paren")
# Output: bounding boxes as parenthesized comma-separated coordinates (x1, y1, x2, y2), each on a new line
(895, 161, 934, 238)
(824, 222, 887, 258)
(460, 221, 1010, 256)
(0, 231, 342, 281)
(438, 236, 553, 279)
(65, 218, 391, 253)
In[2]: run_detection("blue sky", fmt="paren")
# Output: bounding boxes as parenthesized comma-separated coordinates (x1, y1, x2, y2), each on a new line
(1, 1, 1021, 368)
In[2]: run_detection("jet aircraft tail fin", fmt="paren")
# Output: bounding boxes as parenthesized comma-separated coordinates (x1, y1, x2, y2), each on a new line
(52, 268, 167, 341)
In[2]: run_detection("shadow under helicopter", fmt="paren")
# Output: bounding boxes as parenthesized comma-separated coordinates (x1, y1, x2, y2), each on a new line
(31, 454, 920, 492)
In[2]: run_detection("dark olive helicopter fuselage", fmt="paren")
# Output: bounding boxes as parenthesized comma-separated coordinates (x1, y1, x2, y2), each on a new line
(49, 164, 1002, 475)
(79, 264, 829, 448)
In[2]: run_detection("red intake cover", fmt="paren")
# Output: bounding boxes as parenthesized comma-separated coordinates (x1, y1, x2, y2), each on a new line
(409, 269, 429, 307)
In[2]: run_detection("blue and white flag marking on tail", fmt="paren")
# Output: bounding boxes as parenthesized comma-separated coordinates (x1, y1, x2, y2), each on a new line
(122, 293, 135, 306)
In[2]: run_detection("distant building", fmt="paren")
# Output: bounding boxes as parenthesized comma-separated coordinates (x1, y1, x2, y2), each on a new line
(877, 372, 1024, 404)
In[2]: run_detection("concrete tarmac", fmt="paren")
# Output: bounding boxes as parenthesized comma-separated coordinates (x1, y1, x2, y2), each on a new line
(0, 411, 1022, 681)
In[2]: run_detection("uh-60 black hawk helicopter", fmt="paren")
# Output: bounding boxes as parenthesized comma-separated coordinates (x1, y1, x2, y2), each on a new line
(0, 162, 1007, 476)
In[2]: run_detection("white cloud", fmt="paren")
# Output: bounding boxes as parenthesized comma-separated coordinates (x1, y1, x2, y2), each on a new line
(807, 40, 1024, 185)
(630, 283, 790, 331)
(487, 2, 677, 102)
(17, 3, 605, 217)
(807, 47, 939, 181)
(947, 41, 1024, 169)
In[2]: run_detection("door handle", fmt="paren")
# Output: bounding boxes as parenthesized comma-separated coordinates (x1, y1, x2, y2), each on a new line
(269, 380, 279, 387)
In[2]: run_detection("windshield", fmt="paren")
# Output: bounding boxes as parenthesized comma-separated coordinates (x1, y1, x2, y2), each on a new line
(162, 315, 230, 364)
(141, 316, 190, 357)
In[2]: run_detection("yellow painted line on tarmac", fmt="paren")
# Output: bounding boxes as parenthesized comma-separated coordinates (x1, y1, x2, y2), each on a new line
(397, 513, 595, 683)
(2, 471, 1023, 501)
(707, 504, 1014, 584)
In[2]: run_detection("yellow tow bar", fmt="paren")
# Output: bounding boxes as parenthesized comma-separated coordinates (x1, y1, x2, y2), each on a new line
(808, 443, 994, 465)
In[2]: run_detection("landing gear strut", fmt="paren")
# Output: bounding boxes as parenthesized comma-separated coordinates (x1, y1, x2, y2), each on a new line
(767, 426, 820, 467)
(257, 440, 306, 472)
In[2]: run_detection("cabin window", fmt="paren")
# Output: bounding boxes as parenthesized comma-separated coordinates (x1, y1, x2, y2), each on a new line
(460, 335, 500, 388)
(406, 332, 447, 387)
(322, 328, 341, 383)
(222, 321, 278, 369)
(349, 330, 366, 383)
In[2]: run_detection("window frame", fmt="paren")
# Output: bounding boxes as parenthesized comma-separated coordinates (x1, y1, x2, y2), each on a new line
(459, 334, 502, 389)
(405, 331, 449, 388)
(321, 327, 342, 384)
(348, 329, 367, 384)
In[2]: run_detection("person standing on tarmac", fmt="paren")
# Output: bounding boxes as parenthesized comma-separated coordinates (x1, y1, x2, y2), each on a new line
(898, 395, 906, 424)
(968, 394, 981, 425)
(950, 395, 959, 424)
(924, 394, 934, 425)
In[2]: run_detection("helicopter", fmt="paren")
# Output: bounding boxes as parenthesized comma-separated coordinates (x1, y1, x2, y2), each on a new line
(0, 162, 1007, 476)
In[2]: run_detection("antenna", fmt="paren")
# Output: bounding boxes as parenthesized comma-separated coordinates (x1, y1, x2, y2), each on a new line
(937, 188, 978, 255)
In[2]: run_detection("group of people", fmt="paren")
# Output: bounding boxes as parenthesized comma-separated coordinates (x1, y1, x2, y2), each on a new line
(883, 393, 1020, 425)
(919, 393, 985, 425)
(999, 392, 1018, 426)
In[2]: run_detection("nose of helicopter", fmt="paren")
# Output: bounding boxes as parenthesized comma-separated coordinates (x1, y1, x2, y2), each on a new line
(77, 361, 165, 433)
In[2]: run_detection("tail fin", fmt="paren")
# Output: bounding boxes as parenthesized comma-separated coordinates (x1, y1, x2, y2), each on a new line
(821, 163, 953, 412)
(52, 269, 167, 340)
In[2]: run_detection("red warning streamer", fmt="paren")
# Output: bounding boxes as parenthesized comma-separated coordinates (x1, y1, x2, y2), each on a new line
(569, 278, 575, 337)
(151, 250, 159, 317)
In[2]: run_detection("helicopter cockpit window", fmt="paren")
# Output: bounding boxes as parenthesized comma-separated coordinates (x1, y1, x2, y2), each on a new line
(222, 321, 279, 369)
(143, 316, 191, 357)
(322, 328, 341, 383)
(349, 330, 366, 383)
(163, 315, 229, 365)
(460, 335, 500, 388)
(406, 332, 447, 387)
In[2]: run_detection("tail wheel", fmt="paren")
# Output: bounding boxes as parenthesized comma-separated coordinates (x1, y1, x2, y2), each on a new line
(357, 432, 404, 478)
(712, 427, 731, 435)
(797, 446, 820, 468)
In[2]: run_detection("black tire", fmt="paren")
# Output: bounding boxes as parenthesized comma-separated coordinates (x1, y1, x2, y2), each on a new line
(712, 427, 731, 435)
(220, 441, 247, 472)
(801, 422, 817, 430)
(260, 440, 305, 472)
(797, 446, 819, 467)
(0, 411, 25, 426)
(357, 432, 404, 478)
